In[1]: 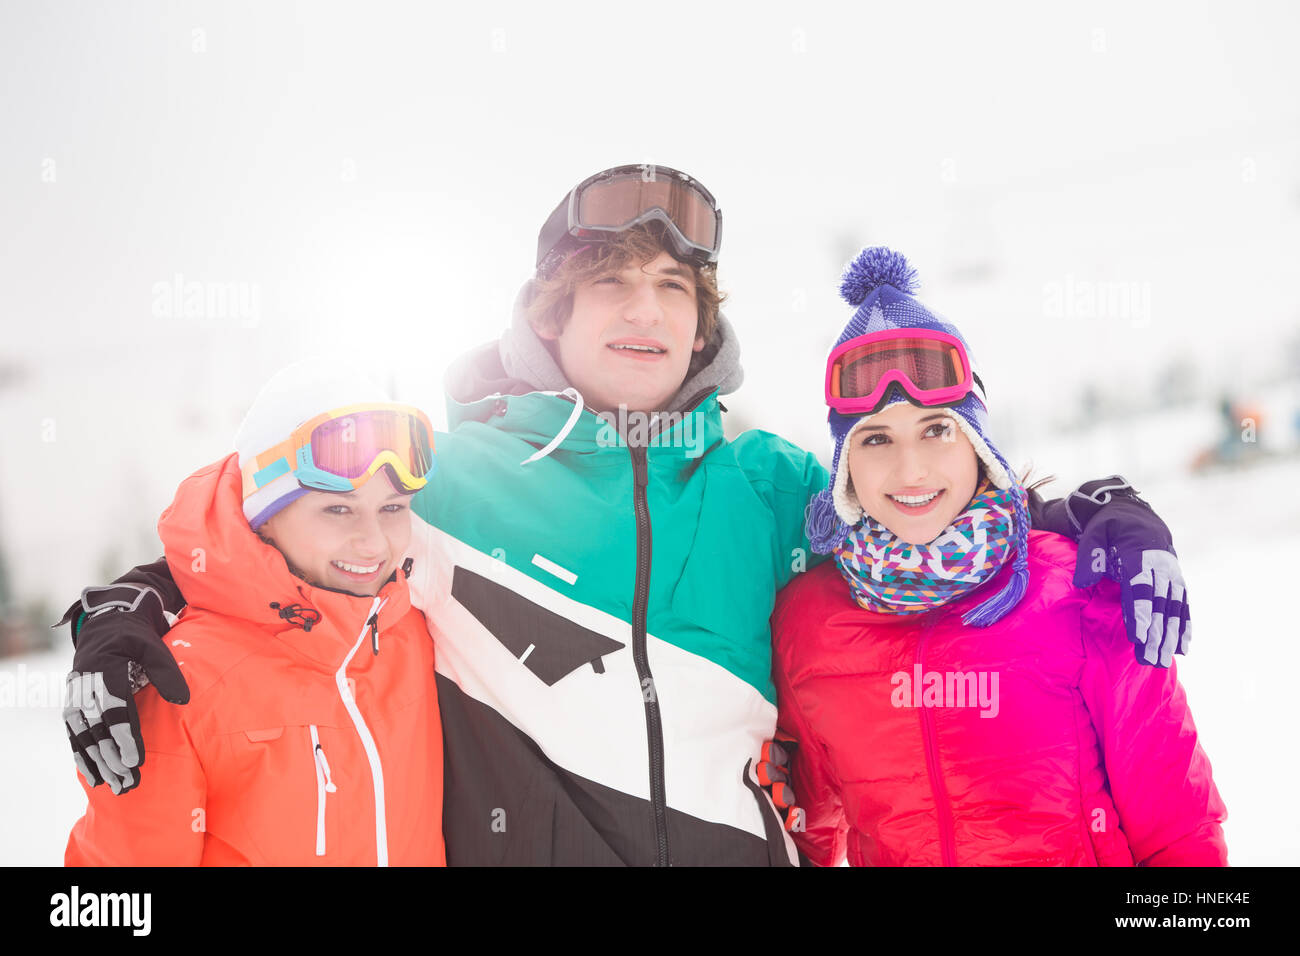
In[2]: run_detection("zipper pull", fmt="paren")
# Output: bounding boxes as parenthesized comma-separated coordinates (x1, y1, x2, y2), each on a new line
(369, 614, 379, 656)
(314, 743, 337, 793)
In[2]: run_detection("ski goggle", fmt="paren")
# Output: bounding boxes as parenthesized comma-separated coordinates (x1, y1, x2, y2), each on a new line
(536, 164, 722, 278)
(241, 403, 436, 499)
(825, 328, 982, 416)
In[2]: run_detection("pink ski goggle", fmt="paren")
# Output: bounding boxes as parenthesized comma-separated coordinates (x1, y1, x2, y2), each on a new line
(825, 328, 979, 416)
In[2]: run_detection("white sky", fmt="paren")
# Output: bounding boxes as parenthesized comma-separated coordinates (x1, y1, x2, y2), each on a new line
(1, 0, 1299, 610)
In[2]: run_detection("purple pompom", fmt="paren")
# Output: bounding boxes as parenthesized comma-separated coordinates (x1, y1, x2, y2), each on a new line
(805, 488, 851, 555)
(839, 247, 918, 306)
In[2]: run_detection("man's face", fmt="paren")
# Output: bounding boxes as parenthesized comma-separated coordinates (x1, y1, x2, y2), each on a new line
(539, 250, 706, 414)
(259, 468, 413, 597)
(846, 401, 980, 545)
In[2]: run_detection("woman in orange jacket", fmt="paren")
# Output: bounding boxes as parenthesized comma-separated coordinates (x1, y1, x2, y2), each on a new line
(65, 360, 445, 865)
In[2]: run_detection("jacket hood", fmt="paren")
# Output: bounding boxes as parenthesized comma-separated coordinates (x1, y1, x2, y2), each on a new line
(445, 277, 745, 412)
(157, 454, 414, 650)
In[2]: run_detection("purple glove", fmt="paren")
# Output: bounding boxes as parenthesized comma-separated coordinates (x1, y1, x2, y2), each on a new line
(1063, 477, 1191, 667)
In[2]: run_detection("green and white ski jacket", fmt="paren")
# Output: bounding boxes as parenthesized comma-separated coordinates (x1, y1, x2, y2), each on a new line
(410, 303, 826, 865)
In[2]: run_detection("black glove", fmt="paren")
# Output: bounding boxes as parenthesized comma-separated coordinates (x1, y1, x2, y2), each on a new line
(1034, 476, 1190, 667)
(58, 583, 189, 793)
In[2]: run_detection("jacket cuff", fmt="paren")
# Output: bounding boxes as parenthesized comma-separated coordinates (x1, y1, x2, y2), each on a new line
(1063, 476, 1152, 535)
(58, 583, 171, 644)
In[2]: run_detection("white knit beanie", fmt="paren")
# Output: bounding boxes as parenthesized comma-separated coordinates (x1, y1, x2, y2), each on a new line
(236, 358, 390, 529)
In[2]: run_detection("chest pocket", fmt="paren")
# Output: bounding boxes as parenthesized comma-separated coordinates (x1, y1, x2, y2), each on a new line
(451, 566, 626, 685)
(244, 727, 285, 742)
(210, 721, 340, 864)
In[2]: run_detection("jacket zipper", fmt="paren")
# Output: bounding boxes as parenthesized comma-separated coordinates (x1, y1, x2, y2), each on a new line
(310, 723, 337, 856)
(335, 595, 390, 865)
(630, 444, 669, 866)
(916, 611, 958, 866)
(624, 389, 716, 868)
(517, 387, 710, 867)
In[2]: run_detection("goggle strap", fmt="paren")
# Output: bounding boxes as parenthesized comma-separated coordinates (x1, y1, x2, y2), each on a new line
(538, 166, 720, 275)
(243, 436, 298, 497)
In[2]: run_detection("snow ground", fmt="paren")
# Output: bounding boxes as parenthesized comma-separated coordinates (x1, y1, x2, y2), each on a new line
(1134, 460, 1300, 866)
(0, 647, 83, 866)
(3, 453, 1297, 867)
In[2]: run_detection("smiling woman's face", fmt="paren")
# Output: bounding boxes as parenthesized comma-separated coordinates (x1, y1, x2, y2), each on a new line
(846, 401, 980, 545)
(258, 468, 413, 596)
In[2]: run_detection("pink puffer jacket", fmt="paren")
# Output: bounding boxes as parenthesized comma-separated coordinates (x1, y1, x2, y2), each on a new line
(772, 530, 1227, 866)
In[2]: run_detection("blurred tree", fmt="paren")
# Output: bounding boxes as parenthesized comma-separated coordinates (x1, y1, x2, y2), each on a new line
(26, 598, 56, 653)
(0, 513, 14, 655)
(0, 360, 28, 655)
(1154, 356, 1201, 408)
(0, 359, 29, 391)
(1078, 384, 1104, 428)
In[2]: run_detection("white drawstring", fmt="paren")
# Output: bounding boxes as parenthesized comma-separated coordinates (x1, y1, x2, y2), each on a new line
(519, 387, 586, 466)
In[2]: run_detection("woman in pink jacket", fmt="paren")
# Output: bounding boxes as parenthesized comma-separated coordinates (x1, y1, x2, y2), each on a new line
(771, 248, 1227, 866)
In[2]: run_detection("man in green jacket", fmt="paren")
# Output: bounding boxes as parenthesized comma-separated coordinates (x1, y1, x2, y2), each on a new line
(416, 168, 822, 864)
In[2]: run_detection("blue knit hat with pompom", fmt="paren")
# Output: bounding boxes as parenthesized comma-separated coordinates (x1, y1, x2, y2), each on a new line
(805, 247, 1030, 628)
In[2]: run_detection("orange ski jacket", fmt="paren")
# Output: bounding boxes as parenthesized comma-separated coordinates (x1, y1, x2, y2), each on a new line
(66, 454, 445, 866)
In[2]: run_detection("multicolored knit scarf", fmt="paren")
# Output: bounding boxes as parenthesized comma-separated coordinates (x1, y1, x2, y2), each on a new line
(833, 482, 1017, 615)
